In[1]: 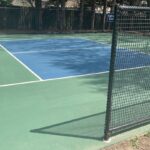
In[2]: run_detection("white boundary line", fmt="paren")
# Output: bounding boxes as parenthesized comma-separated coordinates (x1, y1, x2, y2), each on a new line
(0, 71, 108, 88)
(118, 48, 150, 56)
(3, 37, 110, 55)
(0, 44, 43, 81)
(0, 80, 40, 87)
(0, 36, 82, 42)
(0, 65, 149, 88)
(0, 36, 91, 43)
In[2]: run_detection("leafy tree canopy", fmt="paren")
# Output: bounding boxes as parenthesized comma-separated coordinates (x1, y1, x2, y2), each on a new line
(0, 0, 12, 6)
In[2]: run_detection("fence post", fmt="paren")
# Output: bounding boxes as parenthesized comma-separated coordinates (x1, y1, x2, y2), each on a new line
(104, 5, 118, 141)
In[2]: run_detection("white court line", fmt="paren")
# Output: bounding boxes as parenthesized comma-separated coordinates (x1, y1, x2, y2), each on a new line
(0, 44, 43, 81)
(0, 65, 149, 88)
(0, 72, 108, 88)
(0, 37, 111, 55)
(0, 36, 83, 42)
(118, 46, 150, 56)
(0, 36, 92, 43)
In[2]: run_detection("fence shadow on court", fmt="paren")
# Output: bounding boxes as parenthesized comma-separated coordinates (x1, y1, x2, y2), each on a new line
(31, 112, 105, 140)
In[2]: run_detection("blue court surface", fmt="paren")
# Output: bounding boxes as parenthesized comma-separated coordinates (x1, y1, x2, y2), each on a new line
(0, 38, 150, 80)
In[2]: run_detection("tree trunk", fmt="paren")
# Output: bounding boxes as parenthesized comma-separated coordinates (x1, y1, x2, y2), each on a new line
(102, 0, 107, 31)
(56, 0, 60, 31)
(60, 0, 65, 31)
(147, 0, 150, 7)
(79, 0, 84, 30)
(35, 0, 42, 30)
(35, 0, 42, 8)
(111, 0, 116, 12)
(28, 0, 34, 7)
(130, 0, 141, 6)
(120, 0, 124, 5)
(91, 0, 96, 30)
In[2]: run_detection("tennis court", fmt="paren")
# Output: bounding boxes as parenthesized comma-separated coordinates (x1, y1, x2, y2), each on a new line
(1, 34, 149, 82)
(0, 33, 110, 150)
(0, 33, 150, 150)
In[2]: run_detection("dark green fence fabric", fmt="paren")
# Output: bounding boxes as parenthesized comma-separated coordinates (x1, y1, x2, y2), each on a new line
(0, 7, 113, 31)
(105, 6, 150, 140)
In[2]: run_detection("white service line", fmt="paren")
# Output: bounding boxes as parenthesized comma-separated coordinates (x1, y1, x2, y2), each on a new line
(0, 65, 149, 88)
(0, 71, 108, 87)
(0, 44, 43, 81)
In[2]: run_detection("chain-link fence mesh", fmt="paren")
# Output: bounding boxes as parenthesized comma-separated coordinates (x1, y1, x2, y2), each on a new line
(0, 7, 113, 32)
(105, 5, 150, 140)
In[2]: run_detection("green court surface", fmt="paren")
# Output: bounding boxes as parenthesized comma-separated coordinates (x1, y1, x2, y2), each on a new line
(0, 33, 150, 150)
(0, 74, 107, 150)
(0, 47, 38, 85)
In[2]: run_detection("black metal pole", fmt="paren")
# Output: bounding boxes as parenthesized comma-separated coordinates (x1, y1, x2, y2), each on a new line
(104, 5, 118, 141)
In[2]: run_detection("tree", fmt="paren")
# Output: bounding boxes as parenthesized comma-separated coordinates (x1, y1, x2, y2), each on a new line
(102, 0, 107, 31)
(27, 0, 34, 7)
(0, 0, 12, 6)
(48, 0, 67, 31)
(35, 0, 42, 8)
(146, 0, 150, 6)
(91, 0, 96, 30)
(34, 0, 42, 30)
(129, 0, 141, 6)
(56, 0, 60, 30)
(79, 0, 84, 30)
(60, 0, 66, 31)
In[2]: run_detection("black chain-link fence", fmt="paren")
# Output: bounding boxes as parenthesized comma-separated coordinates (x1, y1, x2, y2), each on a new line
(0, 7, 113, 32)
(105, 5, 150, 140)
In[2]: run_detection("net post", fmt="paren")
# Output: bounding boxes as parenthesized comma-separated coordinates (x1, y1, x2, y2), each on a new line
(104, 5, 118, 141)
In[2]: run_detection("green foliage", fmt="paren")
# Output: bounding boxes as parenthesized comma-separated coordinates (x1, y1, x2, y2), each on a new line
(33, 0, 148, 9)
(35, 0, 42, 8)
(0, 0, 12, 6)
